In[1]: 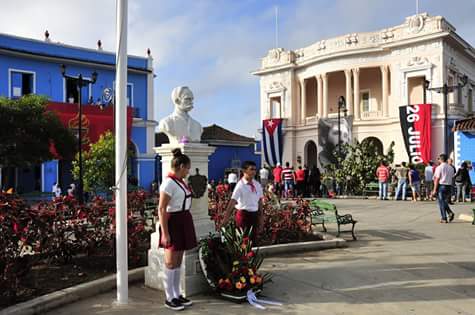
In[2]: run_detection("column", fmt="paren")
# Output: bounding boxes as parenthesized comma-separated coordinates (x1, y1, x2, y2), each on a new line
(322, 73, 328, 118)
(344, 69, 353, 116)
(380, 65, 389, 117)
(300, 79, 306, 124)
(353, 68, 360, 120)
(316, 75, 323, 117)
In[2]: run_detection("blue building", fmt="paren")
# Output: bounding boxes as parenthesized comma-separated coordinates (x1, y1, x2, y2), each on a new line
(155, 124, 261, 182)
(0, 32, 157, 193)
(454, 117, 475, 185)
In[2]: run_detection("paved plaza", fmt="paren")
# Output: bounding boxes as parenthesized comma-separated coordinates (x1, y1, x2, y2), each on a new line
(46, 199, 475, 315)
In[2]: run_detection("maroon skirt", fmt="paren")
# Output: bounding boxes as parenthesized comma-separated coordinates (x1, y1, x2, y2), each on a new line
(235, 210, 259, 240)
(159, 211, 197, 251)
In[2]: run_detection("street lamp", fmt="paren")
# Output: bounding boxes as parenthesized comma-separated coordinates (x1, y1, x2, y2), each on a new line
(337, 96, 348, 165)
(424, 74, 468, 155)
(60, 64, 98, 204)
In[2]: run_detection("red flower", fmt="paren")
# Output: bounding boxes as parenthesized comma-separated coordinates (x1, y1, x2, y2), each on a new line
(247, 251, 255, 258)
(12, 221, 19, 234)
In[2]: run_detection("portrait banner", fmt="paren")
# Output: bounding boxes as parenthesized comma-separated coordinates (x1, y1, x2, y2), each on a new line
(399, 104, 432, 164)
(317, 116, 352, 167)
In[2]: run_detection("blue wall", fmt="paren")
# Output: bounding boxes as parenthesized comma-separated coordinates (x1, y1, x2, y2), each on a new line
(208, 145, 261, 181)
(0, 33, 151, 193)
(458, 132, 475, 184)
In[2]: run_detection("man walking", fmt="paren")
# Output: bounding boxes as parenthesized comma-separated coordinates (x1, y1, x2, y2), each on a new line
(376, 161, 389, 200)
(395, 162, 409, 200)
(432, 154, 455, 223)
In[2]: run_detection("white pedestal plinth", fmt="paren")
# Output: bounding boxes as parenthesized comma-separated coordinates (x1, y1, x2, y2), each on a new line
(145, 143, 216, 296)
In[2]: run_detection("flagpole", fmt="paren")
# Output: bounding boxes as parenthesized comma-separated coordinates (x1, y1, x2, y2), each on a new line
(115, 0, 128, 304)
(275, 6, 279, 48)
(416, 0, 419, 14)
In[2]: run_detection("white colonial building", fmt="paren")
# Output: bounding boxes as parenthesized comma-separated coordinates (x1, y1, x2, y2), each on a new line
(253, 13, 475, 168)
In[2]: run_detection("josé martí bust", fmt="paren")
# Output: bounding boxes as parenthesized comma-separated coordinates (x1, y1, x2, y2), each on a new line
(158, 86, 203, 144)
(147, 86, 215, 296)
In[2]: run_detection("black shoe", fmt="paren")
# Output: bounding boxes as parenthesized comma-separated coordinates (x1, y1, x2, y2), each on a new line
(165, 299, 184, 311)
(449, 212, 455, 222)
(178, 295, 192, 306)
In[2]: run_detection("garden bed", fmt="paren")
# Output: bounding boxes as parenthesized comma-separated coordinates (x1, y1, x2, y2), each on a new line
(0, 255, 146, 309)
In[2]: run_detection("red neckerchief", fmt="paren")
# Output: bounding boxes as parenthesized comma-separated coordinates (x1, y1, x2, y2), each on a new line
(168, 172, 192, 193)
(242, 178, 256, 193)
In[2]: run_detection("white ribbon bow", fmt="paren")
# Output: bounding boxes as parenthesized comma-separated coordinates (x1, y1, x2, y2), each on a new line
(247, 290, 283, 310)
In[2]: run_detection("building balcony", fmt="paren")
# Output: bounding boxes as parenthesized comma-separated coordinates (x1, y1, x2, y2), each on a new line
(448, 103, 467, 117)
(361, 110, 382, 120)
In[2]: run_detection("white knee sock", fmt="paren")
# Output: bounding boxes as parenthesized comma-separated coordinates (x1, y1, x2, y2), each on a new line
(163, 267, 175, 301)
(172, 267, 181, 299)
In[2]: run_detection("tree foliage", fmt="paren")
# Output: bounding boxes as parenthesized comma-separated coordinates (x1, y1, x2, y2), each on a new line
(72, 131, 116, 193)
(0, 95, 76, 167)
(326, 140, 395, 195)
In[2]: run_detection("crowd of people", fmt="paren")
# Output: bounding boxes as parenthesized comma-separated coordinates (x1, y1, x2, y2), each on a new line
(375, 157, 472, 203)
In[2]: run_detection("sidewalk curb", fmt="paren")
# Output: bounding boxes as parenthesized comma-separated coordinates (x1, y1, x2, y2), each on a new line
(0, 267, 145, 315)
(256, 235, 347, 257)
(2, 236, 345, 315)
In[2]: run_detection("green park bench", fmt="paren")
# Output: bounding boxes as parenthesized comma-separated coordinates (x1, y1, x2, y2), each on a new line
(363, 182, 379, 197)
(309, 199, 357, 240)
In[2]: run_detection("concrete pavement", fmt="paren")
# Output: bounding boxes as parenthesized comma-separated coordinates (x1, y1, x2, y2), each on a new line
(45, 199, 475, 315)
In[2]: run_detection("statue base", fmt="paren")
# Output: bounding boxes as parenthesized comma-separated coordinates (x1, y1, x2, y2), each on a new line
(145, 143, 216, 296)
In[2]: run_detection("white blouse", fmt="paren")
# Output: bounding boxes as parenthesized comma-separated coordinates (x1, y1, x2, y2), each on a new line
(160, 177, 192, 213)
(231, 178, 263, 212)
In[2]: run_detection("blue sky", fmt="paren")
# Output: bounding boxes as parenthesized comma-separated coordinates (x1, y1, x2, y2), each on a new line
(1, 0, 474, 137)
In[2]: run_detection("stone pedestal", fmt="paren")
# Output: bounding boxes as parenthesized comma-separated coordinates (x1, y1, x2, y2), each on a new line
(145, 143, 216, 296)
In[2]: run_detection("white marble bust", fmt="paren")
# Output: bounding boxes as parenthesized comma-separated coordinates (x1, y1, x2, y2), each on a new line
(158, 86, 203, 144)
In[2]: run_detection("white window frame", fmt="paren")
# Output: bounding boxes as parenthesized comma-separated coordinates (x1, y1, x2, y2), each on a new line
(360, 89, 372, 112)
(113, 81, 135, 107)
(63, 76, 92, 103)
(8, 68, 36, 98)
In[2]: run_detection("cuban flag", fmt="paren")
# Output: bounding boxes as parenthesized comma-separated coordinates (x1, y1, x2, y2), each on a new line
(262, 119, 283, 167)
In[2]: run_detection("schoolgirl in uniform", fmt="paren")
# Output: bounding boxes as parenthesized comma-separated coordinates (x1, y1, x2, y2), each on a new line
(159, 148, 197, 311)
(221, 160, 264, 242)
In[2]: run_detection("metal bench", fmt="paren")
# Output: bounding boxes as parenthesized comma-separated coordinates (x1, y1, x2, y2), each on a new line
(309, 199, 357, 240)
(363, 182, 379, 198)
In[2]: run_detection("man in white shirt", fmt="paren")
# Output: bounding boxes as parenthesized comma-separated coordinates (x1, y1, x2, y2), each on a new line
(221, 161, 264, 242)
(259, 165, 269, 188)
(227, 170, 238, 193)
(52, 182, 61, 199)
(432, 154, 455, 223)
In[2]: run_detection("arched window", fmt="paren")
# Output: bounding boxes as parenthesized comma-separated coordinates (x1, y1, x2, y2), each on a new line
(304, 140, 318, 167)
(362, 137, 383, 155)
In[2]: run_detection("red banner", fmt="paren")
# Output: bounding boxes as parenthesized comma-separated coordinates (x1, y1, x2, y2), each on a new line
(399, 104, 432, 164)
(46, 102, 133, 150)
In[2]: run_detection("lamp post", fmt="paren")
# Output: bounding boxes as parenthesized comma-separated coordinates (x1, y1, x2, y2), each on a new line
(425, 74, 468, 155)
(60, 64, 98, 204)
(337, 96, 348, 165)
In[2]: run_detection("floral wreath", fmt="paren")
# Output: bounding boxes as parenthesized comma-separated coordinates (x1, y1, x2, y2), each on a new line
(198, 223, 271, 301)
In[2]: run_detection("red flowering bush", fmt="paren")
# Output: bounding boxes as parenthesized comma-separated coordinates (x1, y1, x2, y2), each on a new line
(0, 193, 42, 303)
(0, 190, 155, 304)
(260, 196, 313, 245)
(208, 191, 314, 245)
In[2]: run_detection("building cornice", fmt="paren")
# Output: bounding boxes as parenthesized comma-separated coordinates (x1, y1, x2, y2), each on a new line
(0, 47, 151, 74)
(253, 13, 474, 76)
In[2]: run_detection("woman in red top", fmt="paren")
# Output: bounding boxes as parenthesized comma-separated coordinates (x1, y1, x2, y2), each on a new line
(295, 166, 306, 197)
